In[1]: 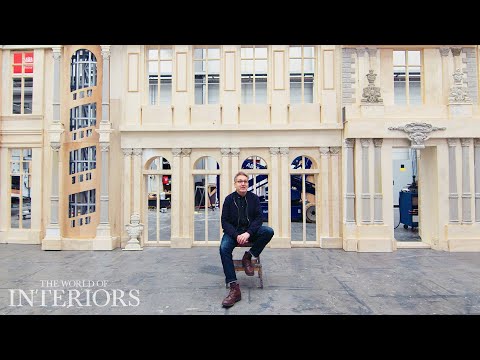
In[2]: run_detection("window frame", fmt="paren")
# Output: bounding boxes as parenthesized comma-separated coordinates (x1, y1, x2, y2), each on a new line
(240, 46, 269, 104)
(193, 46, 221, 105)
(146, 46, 174, 105)
(11, 51, 34, 115)
(289, 45, 316, 104)
(393, 49, 423, 106)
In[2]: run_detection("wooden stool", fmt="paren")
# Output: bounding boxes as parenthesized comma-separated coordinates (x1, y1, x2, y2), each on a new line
(229, 242, 263, 289)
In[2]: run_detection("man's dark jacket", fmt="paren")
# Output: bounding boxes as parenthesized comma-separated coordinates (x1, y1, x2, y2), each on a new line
(221, 191, 263, 240)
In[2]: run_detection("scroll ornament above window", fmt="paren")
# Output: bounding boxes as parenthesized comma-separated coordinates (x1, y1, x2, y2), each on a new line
(388, 122, 446, 149)
(449, 69, 471, 104)
(361, 70, 383, 104)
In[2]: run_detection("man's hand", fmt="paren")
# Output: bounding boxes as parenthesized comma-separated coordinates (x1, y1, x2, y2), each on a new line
(236, 232, 251, 245)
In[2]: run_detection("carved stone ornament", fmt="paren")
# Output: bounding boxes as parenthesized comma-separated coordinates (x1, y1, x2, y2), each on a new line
(124, 213, 144, 251)
(220, 148, 231, 156)
(279, 147, 289, 155)
(373, 138, 383, 147)
(319, 147, 330, 156)
(361, 70, 383, 103)
(269, 147, 280, 155)
(329, 147, 341, 155)
(181, 148, 192, 157)
(230, 148, 240, 156)
(50, 142, 61, 151)
(451, 47, 462, 57)
(172, 148, 182, 156)
(344, 138, 355, 148)
(439, 47, 450, 57)
(388, 122, 446, 149)
(122, 148, 133, 156)
(448, 69, 471, 103)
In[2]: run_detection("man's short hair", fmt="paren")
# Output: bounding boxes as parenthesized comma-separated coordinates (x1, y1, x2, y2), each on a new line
(234, 171, 248, 182)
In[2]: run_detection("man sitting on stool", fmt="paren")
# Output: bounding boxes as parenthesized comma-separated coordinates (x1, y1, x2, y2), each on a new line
(219, 171, 274, 308)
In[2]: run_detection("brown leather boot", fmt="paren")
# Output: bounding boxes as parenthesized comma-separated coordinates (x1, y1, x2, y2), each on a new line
(222, 282, 241, 307)
(242, 251, 255, 276)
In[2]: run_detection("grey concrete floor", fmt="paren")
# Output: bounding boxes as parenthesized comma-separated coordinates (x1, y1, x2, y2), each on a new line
(1, 243, 480, 315)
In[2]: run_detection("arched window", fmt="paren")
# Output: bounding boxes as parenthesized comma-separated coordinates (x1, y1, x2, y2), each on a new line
(290, 155, 318, 243)
(70, 49, 97, 92)
(193, 156, 221, 244)
(144, 156, 172, 244)
(241, 155, 269, 225)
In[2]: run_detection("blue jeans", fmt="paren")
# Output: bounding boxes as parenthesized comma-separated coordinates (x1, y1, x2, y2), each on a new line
(219, 226, 274, 285)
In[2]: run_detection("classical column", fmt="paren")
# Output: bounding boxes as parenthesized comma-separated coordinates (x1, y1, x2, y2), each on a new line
(330, 147, 341, 238)
(100, 45, 111, 124)
(230, 147, 240, 183)
(367, 47, 378, 80)
(360, 139, 371, 224)
(451, 47, 462, 71)
(319, 147, 330, 236)
(279, 147, 290, 239)
(220, 148, 231, 209)
(42, 46, 64, 250)
(269, 147, 280, 237)
(448, 138, 459, 223)
(373, 139, 383, 224)
(171, 148, 182, 241)
(356, 48, 368, 104)
(181, 148, 191, 239)
(474, 139, 480, 222)
(345, 139, 355, 223)
(132, 148, 143, 214)
(122, 148, 133, 245)
(439, 47, 451, 104)
(98, 143, 110, 223)
(460, 138, 472, 223)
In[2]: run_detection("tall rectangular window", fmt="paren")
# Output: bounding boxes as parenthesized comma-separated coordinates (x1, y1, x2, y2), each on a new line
(147, 47, 173, 105)
(241, 46, 268, 104)
(12, 51, 34, 114)
(393, 50, 422, 106)
(194, 47, 220, 104)
(289, 46, 315, 104)
(10, 149, 32, 229)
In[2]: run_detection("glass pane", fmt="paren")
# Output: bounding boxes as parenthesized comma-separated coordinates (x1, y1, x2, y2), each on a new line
(256, 59, 267, 74)
(147, 177, 158, 241)
(208, 208, 220, 241)
(255, 77, 267, 104)
(291, 156, 303, 169)
(160, 61, 172, 74)
(208, 83, 219, 104)
(11, 175, 20, 228)
(208, 60, 220, 74)
(290, 175, 302, 241)
(148, 49, 158, 60)
(289, 59, 302, 74)
(408, 51, 421, 66)
(23, 162, 30, 173)
(304, 81, 313, 103)
(148, 61, 158, 74)
(241, 82, 254, 104)
(409, 79, 422, 105)
(394, 80, 406, 105)
(304, 58, 315, 73)
(241, 59, 253, 74)
(255, 47, 267, 58)
(194, 48, 205, 60)
(393, 51, 406, 65)
(289, 46, 302, 58)
(11, 162, 20, 174)
(22, 174, 31, 229)
(160, 80, 172, 105)
(160, 48, 172, 60)
(194, 60, 205, 73)
(12, 78, 21, 114)
(194, 175, 206, 241)
(208, 48, 220, 58)
(290, 78, 302, 104)
(194, 83, 205, 104)
(241, 47, 254, 58)
(24, 77, 33, 114)
(304, 46, 315, 58)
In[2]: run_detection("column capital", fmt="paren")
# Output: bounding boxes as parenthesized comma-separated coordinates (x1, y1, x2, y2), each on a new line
(319, 147, 330, 156)
(221, 147, 231, 156)
(100, 143, 110, 152)
(451, 47, 462, 57)
(439, 47, 450, 57)
(360, 138, 370, 147)
(356, 47, 367, 57)
(447, 138, 459, 147)
(172, 148, 182, 157)
(52, 46, 62, 60)
(373, 138, 383, 147)
(230, 147, 240, 156)
(474, 138, 480, 147)
(279, 147, 289, 155)
(269, 147, 280, 155)
(122, 148, 133, 156)
(181, 148, 191, 157)
(367, 47, 377, 57)
(329, 146, 341, 155)
(344, 138, 355, 148)
(460, 138, 471, 147)
(50, 142, 61, 151)
(132, 148, 143, 157)
(100, 45, 111, 60)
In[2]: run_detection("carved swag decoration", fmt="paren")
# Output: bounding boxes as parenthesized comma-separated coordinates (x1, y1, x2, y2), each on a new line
(388, 122, 446, 149)
(361, 70, 383, 104)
